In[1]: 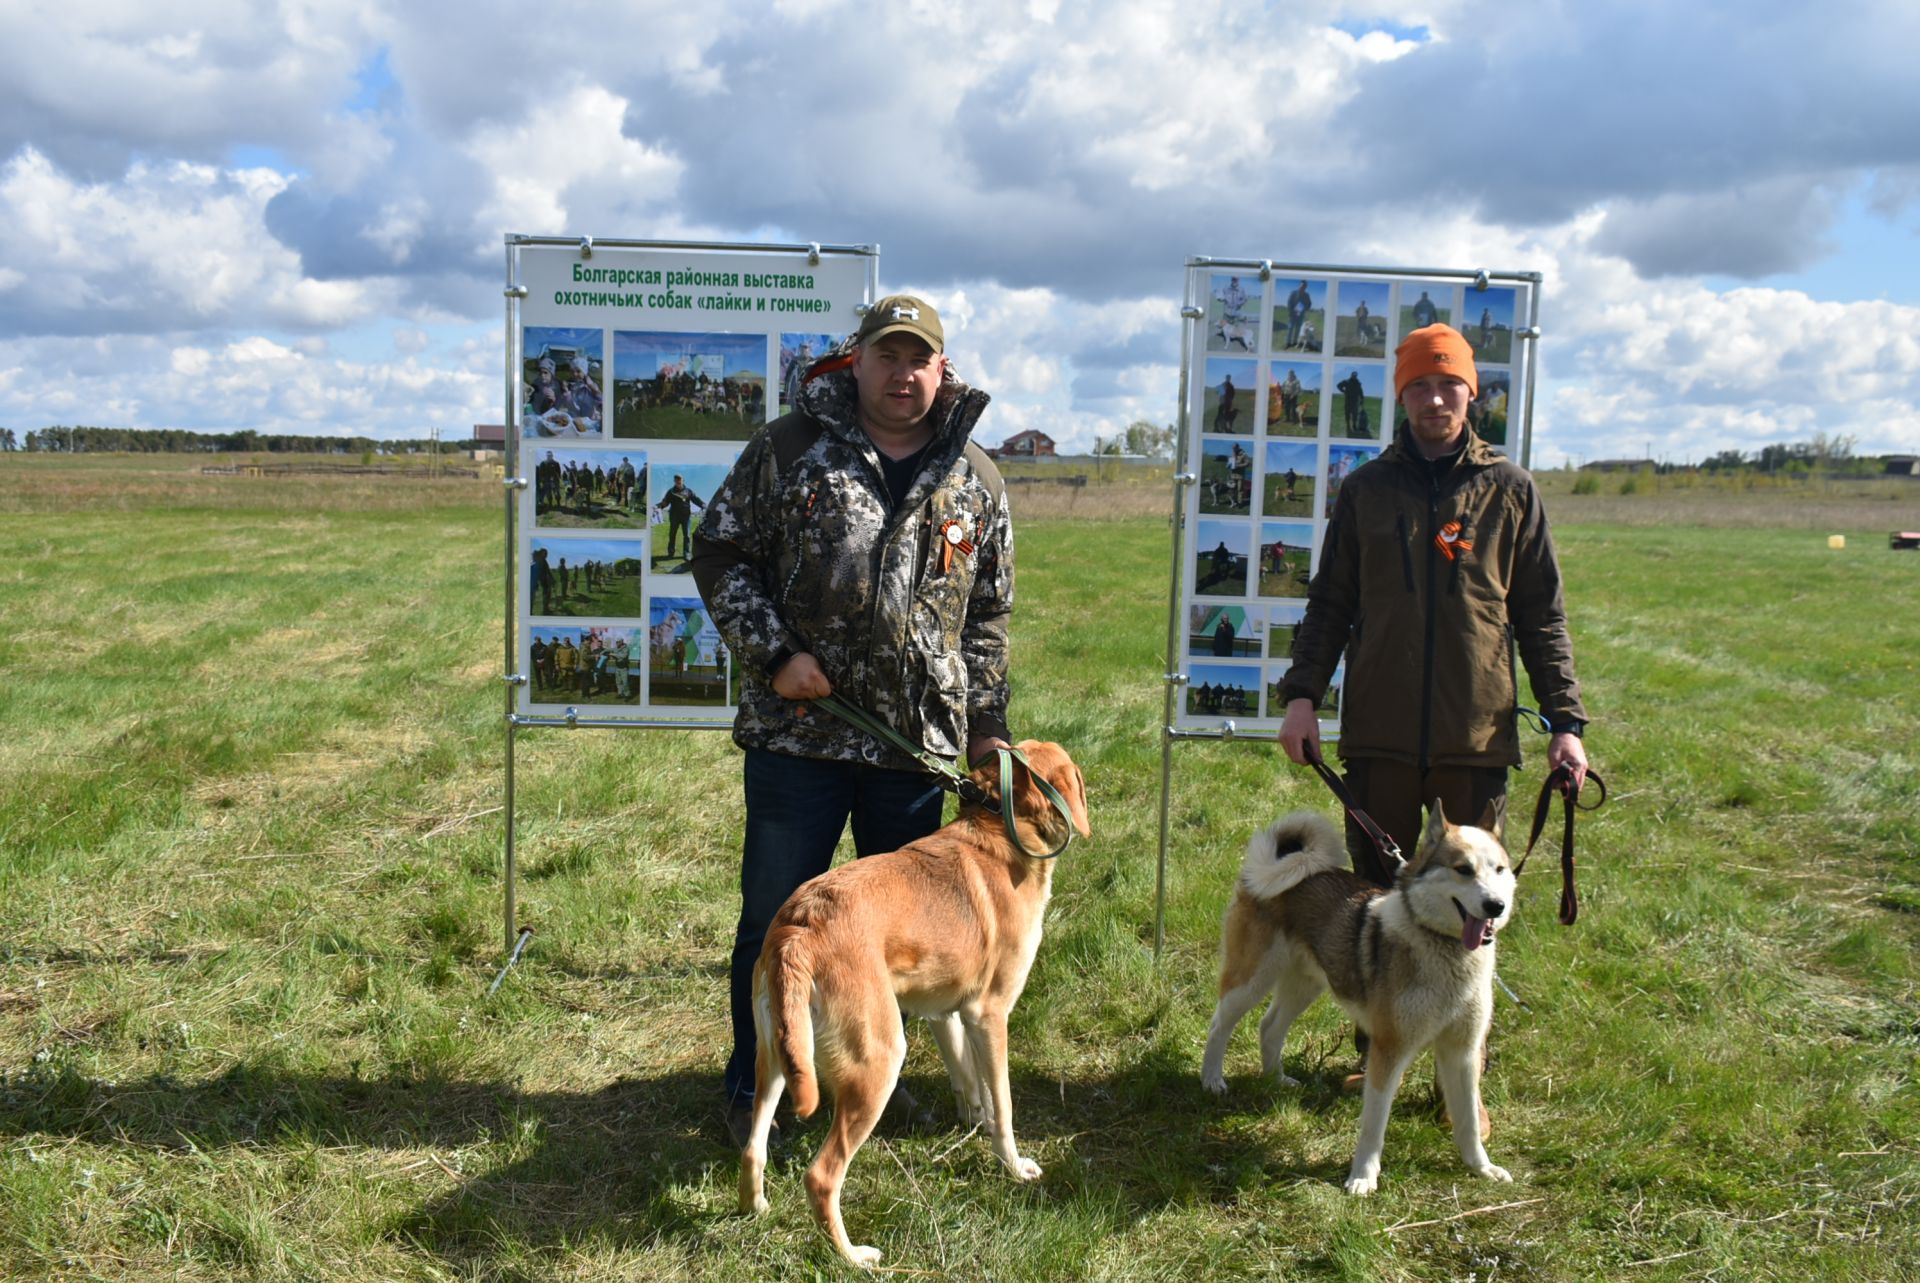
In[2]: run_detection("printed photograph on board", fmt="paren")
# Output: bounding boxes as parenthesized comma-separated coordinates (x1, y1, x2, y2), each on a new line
(1188, 604, 1260, 659)
(522, 326, 604, 438)
(1329, 365, 1386, 441)
(1272, 278, 1326, 354)
(1265, 361, 1321, 437)
(779, 331, 838, 415)
(1270, 662, 1343, 720)
(1193, 518, 1253, 597)
(1256, 519, 1315, 598)
(1473, 368, 1513, 447)
(532, 447, 649, 529)
(647, 596, 729, 707)
(1399, 286, 1452, 334)
(1198, 437, 1255, 516)
(1205, 273, 1261, 353)
(1186, 661, 1259, 718)
(1334, 280, 1391, 357)
(529, 536, 644, 618)
(648, 460, 731, 571)
(1325, 444, 1381, 517)
(612, 330, 767, 441)
(527, 625, 642, 706)
(1319, 665, 1345, 716)
(1261, 441, 1318, 518)
(1202, 357, 1258, 435)
(1267, 602, 1306, 659)
(1464, 288, 1517, 364)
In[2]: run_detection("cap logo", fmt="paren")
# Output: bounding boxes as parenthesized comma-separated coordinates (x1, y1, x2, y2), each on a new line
(890, 305, 920, 322)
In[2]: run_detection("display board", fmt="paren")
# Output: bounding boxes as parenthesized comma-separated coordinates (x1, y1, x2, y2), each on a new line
(508, 238, 876, 724)
(1172, 261, 1539, 736)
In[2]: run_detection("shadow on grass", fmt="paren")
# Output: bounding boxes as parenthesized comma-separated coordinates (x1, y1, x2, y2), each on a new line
(0, 1048, 1352, 1265)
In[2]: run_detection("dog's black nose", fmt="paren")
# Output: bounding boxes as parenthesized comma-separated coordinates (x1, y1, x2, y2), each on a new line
(1482, 898, 1507, 920)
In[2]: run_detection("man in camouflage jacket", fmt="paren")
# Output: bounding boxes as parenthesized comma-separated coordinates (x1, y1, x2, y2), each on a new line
(1279, 324, 1589, 887)
(690, 294, 1014, 1141)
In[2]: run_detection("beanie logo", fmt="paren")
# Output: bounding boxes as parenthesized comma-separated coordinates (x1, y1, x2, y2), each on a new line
(1433, 352, 1453, 365)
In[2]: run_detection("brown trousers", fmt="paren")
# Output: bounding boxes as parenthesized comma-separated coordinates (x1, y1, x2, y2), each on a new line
(1341, 758, 1509, 888)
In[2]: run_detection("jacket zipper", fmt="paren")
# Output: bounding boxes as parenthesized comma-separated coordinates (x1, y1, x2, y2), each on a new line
(1419, 469, 1442, 772)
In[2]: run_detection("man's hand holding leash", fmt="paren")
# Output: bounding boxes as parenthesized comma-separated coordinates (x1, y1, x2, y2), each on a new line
(1546, 730, 1588, 793)
(770, 650, 832, 701)
(1277, 697, 1321, 766)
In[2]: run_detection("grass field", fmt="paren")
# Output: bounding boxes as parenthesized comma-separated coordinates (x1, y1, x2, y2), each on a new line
(3, 452, 1920, 1280)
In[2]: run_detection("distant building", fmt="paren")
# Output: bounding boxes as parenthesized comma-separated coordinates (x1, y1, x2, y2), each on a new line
(990, 429, 1057, 459)
(471, 424, 507, 461)
(1580, 458, 1655, 473)
(1883, 455, 1920, 478)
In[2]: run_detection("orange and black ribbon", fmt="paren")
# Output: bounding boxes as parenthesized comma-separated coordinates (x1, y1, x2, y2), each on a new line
(1434, 520, 1474, 561)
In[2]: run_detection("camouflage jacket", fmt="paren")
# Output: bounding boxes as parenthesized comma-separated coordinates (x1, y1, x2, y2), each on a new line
(690, 363, 1012, 768)
(1281, 422, 1586, 769)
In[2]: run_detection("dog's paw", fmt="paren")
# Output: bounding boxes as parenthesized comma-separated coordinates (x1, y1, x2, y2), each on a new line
(749, 1194, 769, 1216)
(845, 1244, 882, 1267)
(1342, 1174, 1379, 1196)
(1201, 1070, 1229, 1095)
(1009, 1155, 1042, 1181)
(1472, 1162, 1512, 1183)
(1271, 1071, 1301, 1089)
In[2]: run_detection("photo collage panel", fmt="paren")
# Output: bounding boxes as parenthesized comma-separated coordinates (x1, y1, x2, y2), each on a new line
(1179, 267, 1532, 732)
(519, 320, 848, 718)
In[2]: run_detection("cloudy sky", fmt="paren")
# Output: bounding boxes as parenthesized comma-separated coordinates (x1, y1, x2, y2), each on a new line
(2, 0, 1916, 465)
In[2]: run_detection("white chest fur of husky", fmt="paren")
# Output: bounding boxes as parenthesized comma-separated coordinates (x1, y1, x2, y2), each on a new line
(1200, 800, 1516, 1195)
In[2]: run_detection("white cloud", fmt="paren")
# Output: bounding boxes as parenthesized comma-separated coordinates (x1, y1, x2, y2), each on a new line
(0, 147, 384, 336)
(0, 0, 1914, 461)
(461, 84, 684, 240)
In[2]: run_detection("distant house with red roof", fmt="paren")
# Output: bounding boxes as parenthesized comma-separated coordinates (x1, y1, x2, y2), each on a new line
(990, 429, 1056, 459)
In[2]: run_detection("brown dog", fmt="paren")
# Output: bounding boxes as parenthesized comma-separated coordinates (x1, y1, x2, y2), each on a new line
(736, 741, 1090, 1267)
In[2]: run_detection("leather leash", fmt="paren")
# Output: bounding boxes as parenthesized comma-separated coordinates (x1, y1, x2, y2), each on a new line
(1299, 741, 1406, 876)
(1516, 764, 1607, 926)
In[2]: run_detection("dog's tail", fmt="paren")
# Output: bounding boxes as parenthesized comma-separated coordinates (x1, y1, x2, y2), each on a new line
(1237, 809, 1343, 901)
(764, 927, 821, 1118)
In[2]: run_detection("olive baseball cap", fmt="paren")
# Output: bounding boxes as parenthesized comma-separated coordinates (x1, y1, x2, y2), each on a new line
(856, 294, 944, 353)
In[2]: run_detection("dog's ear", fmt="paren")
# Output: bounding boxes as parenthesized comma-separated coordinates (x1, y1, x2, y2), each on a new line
(1476, 794, 1506, 840)
(1416, 797, 1450, 863)
(1059, 761, 1091, 837)
(1012, 740, 1089, 840)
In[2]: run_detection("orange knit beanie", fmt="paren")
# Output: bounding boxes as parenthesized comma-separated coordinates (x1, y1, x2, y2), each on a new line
(1394, 324, 1478, 399)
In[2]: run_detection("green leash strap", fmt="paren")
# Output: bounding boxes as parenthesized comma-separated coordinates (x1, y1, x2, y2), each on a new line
(994, 746, 1077, 861)
(809, 695, 1075, 858)
(811, 693, 989, 804)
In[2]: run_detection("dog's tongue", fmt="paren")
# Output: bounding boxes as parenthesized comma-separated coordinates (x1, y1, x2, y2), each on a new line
(1461, 915, 1491, 951)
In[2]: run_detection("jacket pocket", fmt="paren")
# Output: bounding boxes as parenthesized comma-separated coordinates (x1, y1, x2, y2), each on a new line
(1395, 511, 1415, 592)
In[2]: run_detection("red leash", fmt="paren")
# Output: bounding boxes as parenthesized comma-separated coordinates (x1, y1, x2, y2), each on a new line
(1300, 741, 1406, 876)
(1517, 765, 1607, 926)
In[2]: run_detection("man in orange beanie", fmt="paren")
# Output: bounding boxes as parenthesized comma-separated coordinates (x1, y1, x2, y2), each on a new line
(1275, 317, 1590, 1119)
(1278, 319, 1589, 877)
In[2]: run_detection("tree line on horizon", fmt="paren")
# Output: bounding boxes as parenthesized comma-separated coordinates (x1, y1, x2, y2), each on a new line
(0, 426, 472, 455)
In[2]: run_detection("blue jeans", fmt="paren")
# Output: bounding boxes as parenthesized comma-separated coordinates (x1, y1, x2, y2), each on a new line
(724, 748, 946, 1106)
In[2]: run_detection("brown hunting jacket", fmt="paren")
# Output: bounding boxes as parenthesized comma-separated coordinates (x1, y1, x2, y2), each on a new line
(1281, 423, 1586, 769)
(690, 362, 1012, 768)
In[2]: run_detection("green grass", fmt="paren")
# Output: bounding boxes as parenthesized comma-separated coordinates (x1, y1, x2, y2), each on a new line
(2, 456, 1918, 1279)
